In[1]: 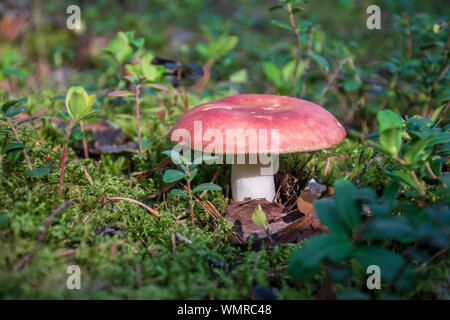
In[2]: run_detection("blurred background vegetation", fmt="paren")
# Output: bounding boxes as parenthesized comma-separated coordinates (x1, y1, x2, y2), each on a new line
(0, 0, 448, 300)
(1, 1, 448, 122)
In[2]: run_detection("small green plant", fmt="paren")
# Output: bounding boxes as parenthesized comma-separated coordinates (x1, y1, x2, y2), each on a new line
(1, 98, 31, 170)
(58, 86, 97, 198)
(289, 178, 449, 299)
(369, 108, 449, 195)
(1, 98, 52, 177)
(251, 204, 273, 245)
(107, 31, 168, 157)
(268, 0, 316, 96)
(162, 150, 221, 223)
(195, 29, 238, 92)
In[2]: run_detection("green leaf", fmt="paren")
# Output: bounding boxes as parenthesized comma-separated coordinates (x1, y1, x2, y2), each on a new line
(251, 205, 267, 228)
(162, 150, 191, 165)
(66, 87, 86, 119)
(383, 168, 418, 191)
(193, 183, 222, 193)
(291, 7, 303, 14)
(289, 234, 353, 279)
(308, 52, 329, 72)
(108, 90, 135, 97)
(357, 188, 377, 203)
(170, 189, 188, 198)
(107, 31, 133, 63)
(141, 83, 169, 92)
(384, 182, 400, 208)
(271, 19, 292, 31)
(1, 99, 20, 113)
(130, 37, 145, 50)
(65, 86, 96, 121)
(314, 198, 350, 236)
(263, 62, 282, 87)
(71, 130, 86, 140)
(189, 168, 198, 181)
(403, 137, 431, 164)
(125, 64, 140, 77)
(5, 106, 26, 118)
(0, 68, 24, 78)
(5, 149, 22, 162)
(141, 139, 152, 152)
(430, 104, 446, 121)
(334, 179, 361, 230)
(141, 53, 157, 81)
(427, 132, 450, 146)
(353, 246, 414, 290)
(201, 33, 238, 61)
(268, 5, 283, 11)
(26, 167, 51, 177)
(365, 103, 381, 113)
(377, 109, 403, 133)
(343, 80, 362, 92)
(377, 110, 403, 156)
(230, 69, 248, 84)
(282, 59, 305, 83)
(363, 215, 419, 243)
(3, 142, 25, 153)
(163, 169, 187, 183)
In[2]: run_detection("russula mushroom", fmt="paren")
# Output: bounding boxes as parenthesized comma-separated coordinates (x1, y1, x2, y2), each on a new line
(169, 94, 346, 202)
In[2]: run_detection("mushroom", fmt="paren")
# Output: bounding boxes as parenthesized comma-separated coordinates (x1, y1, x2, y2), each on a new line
(169, 94, 346, 202)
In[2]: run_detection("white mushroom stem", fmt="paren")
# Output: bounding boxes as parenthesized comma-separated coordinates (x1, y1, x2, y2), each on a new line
(231, 163, 276, 202)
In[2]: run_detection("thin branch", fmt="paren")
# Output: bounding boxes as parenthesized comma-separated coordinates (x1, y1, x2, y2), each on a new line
(59, 118, 75, 198)
(403, 13, 413, 60)
(128, 157, 172, 180)
(83, 165, 93, 185)
(319, 57, 350, 104)
(355, 151, 378, 185)
(410, 170, 425, 195)
(424, 32, 449, 117)
(185, 166, 194, 223)
(79, 120, 89, 159)
(135, 83, 144, 156)
(416, 248, 448, 271)
(300, 28, 314, 97)
(182, 184, 222, 219)
(13, 200, 72, 272)
(286, 2, 302, 96)
(199, 163, 225, 199)
(104, 196, 160, 217)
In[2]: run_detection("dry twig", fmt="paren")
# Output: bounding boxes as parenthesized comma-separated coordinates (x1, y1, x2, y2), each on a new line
(104, 196, 160, 217)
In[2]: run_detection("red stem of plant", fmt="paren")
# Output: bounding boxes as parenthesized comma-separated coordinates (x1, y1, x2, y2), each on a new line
(185, 166, 194, 223)
(135, 84, 143, 156)
(59, 119, 75, 198)
(80, 120, 89, 159)
(266, 229, 273, 246)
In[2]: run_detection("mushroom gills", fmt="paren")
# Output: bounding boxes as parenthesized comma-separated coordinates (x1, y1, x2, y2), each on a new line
(231, 163, 275, 202)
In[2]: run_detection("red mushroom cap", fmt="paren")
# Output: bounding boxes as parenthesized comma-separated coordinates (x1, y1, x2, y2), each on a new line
(169, 94, 346, 154)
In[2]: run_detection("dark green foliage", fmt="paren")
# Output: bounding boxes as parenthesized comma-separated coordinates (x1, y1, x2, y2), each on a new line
(0, 0, 448, 300)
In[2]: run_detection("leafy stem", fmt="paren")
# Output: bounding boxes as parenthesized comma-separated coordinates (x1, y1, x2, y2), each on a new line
(185, 165, 194, 223)
(5, 117, 32, 170)
(135, 83, 144, 156)
(58, 118, 75, 198)
(58, 86, 97, 198)
(286, 2, 302, 96)
(79, 120, 89, 159)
